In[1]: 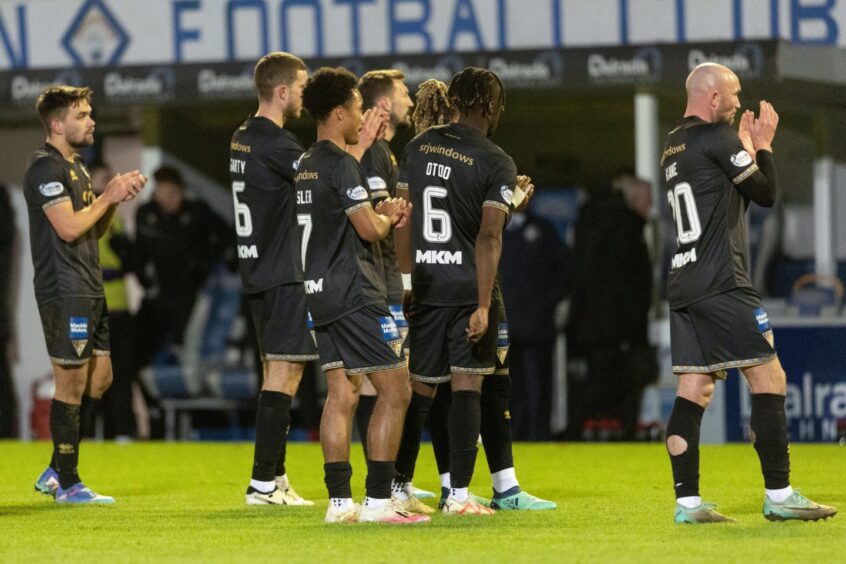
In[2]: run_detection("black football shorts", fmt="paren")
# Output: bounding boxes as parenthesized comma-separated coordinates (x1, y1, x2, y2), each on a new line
(670, 286, 777, 379)
(38, 296, 110, 366)
(407, 300, 509, 384)
(247, 283, 319, 361)
(315, 304, 406, 374)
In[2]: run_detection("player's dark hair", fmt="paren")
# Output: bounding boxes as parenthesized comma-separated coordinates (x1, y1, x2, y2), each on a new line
(447, 67, 504, 119)
(357, 69, 404, 110)
(35, 85, 93, 134)
(153, 165, 185, 189)
(412, 79, 456, 134)
(254, 52, 307, 102)
(302, 67, 358, 123)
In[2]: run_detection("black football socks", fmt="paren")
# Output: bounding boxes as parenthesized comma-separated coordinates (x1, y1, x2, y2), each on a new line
(750, 393, 791, 490)
(50, 400, 81, 489)
(251, 391, 292, 484)
(666, 396, 704, 499)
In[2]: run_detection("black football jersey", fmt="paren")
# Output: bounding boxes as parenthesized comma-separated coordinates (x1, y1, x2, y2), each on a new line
(361, 139, 403, 303)
(398, 123, 517, 306)
(295, 140, 386, 325)
(662, 116, 759, 309)
(229, 116, 305, 293)
(23, 143, 103, 304)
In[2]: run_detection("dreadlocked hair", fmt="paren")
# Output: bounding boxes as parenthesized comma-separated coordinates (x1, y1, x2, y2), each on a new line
(412, 79, 455, 134)
(447, 67, 504, 119)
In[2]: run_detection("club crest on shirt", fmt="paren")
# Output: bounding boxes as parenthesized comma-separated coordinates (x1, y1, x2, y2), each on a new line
(69, 316, 89, 357)
(730, 150, 752, 167)
(346, 185, 368, 201)
(497, 322, 509, 364)
(39, 182, 64, 197)
(500, 185, 514, 205)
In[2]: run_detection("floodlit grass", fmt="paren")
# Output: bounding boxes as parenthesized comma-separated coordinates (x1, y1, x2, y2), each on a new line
(0, 442, 843, 563)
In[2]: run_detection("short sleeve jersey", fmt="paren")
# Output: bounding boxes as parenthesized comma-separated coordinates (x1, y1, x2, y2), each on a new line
(398, 123, 517, 306)
(361, 139, 403, 303)
(661, 116, 759, 309)
(23, 143, 103, 304)
(295, 140, 386, 325)
(230, 116, 305, 293)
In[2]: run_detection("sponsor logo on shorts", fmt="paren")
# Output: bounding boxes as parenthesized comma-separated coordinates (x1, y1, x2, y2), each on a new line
(69, 317, 88, 339)
(388, 304, 407, 326)
(730, 150, 753, 168)
(753, 307, 770, 332)
(346, 185, 368, 201)
(69, 316, 88, 357)
(379, 317, 400, 341)
(39, 182, 65, 197)
(497, 322, 509, 364)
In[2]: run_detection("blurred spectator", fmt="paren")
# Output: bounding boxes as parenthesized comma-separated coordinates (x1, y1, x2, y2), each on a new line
(0, 183, 17, 437)
(132, 165, 234, 368)
(500, 207, 571, 440)
(562, 168, 654, 440)
(89, 163, 140, 440)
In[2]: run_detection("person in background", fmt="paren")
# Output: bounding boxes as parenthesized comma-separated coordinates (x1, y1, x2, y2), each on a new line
(88, 163, 138, 441)
(133, 165, 234, 369)
(500, 202, 570, 441)
(562, 167, 653, 441)
(0, 183, 17, 438)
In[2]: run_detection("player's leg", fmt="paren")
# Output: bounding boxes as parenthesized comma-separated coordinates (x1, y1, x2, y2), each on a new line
(391, 378, 436, 514)
(321, 366, 362, 522)
(354, 378, 378, 460)
(363, 367, 410, 511)
(247, 359, 312, 505)
(245, 285, 317, 506)
(743, 358, 836, 521)
(482, 308, 555, 510)
(428, 383, 453, 505)
(483, 374, 557, 511)
(666, 305, 731, 523)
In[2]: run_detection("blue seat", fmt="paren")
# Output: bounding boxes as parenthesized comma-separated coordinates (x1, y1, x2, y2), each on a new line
(789, 274, 844, 316)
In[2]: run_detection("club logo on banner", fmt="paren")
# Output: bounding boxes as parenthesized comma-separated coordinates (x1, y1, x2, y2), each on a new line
(68, 316, 89, 357)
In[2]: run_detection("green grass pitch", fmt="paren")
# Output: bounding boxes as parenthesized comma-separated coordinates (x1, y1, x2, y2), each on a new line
(0, 442, 843, 562)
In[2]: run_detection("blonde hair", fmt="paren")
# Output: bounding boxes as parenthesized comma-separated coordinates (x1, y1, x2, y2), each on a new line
(412, 79, 456, 134)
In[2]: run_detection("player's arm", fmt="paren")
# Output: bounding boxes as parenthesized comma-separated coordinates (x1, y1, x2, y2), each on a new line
(348, 198, 409, 243)
(712, 103, 779, 208)
(735, 101, 779, 207)
(468, 206, 507, 343)
(346, 108, 388, 162)
(43, 171, 145, 243)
